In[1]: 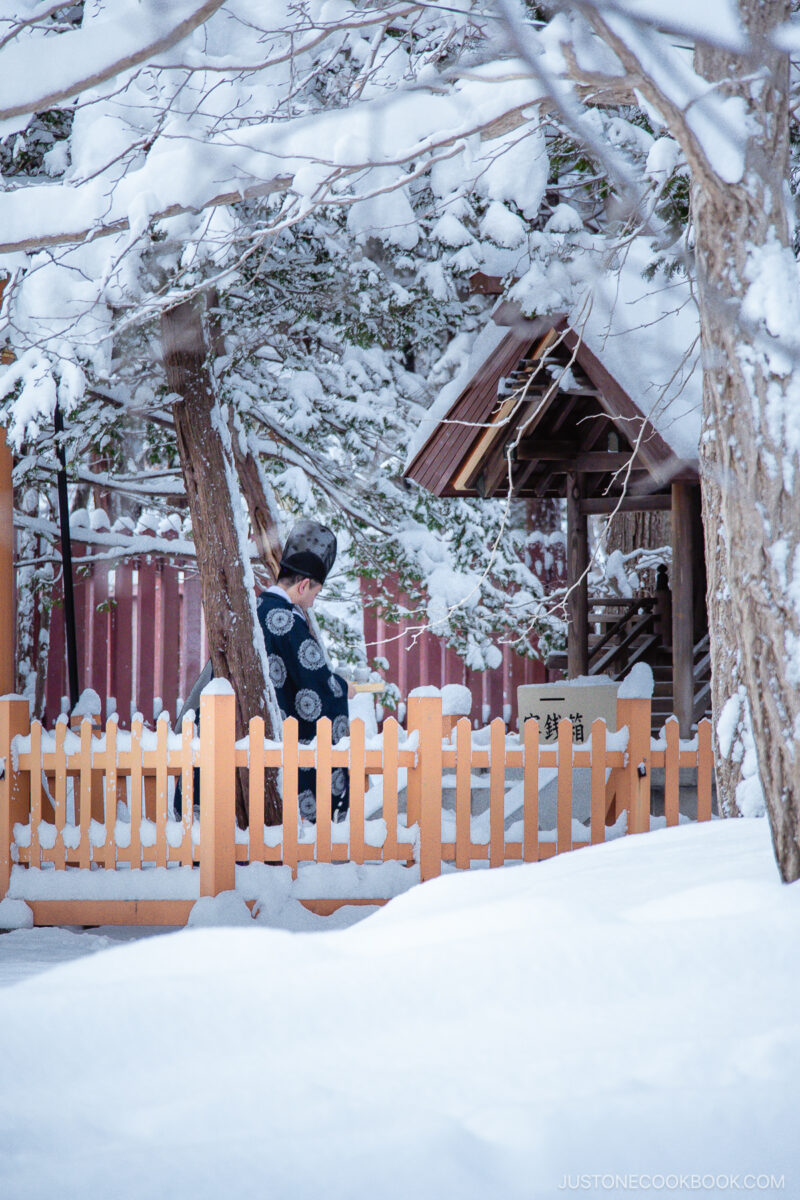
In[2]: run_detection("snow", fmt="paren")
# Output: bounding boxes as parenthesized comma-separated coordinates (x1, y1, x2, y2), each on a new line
(0, 1, 225, 130)
(716, 687, 766, 818)
(0, 51, 544, 255)
(0, 819, 796, 1197)
(70, 686, 102, 718)
(0, 898, 32, 930)
(441, 683, 472, 716)
(7, 860, 420, 903)
(416, 236, 702, 473)
(405, 321, 509, 468)
(201, 677, 235, 697)
(617, 661, 655, 699)
(577, 238, 703, 463)
(9, 866, 200, 901)
(187, 892, 253, 927)
(620, 21, 749, 185)
(587, 0, 747, 52)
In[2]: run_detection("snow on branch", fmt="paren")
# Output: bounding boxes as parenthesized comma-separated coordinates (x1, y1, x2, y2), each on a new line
(0, 0, 228, 125)
(15, 511, 198, 565)
(567, 0, 748, 53)
(579, 6, 749, 184)
(0, 62, 542, 255)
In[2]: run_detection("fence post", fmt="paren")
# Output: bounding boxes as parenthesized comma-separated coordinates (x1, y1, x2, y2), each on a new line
(616, 696, 651, 835)
(0, 696, 30, 899)
(407, 695, 442, 882)
(199, 680, 236, 897)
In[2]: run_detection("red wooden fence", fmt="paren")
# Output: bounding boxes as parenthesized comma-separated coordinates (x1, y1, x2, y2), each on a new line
(44, 556, 208, 728)
(42, 537, 562, 729)
(361, 581, 547, 725)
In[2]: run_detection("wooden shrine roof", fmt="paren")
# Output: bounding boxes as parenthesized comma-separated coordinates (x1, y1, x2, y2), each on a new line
(405, 312, 698, 504)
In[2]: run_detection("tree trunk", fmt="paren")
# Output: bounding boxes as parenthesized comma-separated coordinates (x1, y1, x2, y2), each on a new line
(691, 3, 800, 878)
(161, 294, 282, 827)
(605, 510, 671, 595)
(230, 419, 283, 585)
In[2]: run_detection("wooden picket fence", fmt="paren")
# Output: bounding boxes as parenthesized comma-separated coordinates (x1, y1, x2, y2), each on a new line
(0, 691, 713, 927)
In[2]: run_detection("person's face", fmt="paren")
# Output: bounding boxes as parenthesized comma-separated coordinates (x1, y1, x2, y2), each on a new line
(295, 577, 323, 610)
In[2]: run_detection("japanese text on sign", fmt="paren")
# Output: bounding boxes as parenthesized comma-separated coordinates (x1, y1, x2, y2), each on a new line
(517, 684, 619, 745)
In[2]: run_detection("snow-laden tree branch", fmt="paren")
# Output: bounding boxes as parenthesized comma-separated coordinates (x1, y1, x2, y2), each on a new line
(0, 0, 228, 125)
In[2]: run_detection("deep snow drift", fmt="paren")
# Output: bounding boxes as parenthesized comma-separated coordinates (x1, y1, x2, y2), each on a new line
(0, 819, 796, 1199)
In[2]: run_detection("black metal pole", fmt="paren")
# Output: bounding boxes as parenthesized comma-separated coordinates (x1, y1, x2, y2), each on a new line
(54, 402, 79, 710)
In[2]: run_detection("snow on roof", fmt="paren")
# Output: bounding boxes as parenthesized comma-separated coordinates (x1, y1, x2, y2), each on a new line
(577, 239, 702, 464)
(404, 320, 509, 470)
(411, 237, 702, 473)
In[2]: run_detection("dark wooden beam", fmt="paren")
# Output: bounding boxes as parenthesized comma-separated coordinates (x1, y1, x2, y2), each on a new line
(482, 437, 514, 496)
(516, 449, 642, 471)
(580, 495, 671, 514)
(516, 440, 577, 461)
(582, 415, 616, 453)
(671, 481, 694, 738)
(549, 394, 580, 435)
(469, 271, 504, 295)
(567, 471, 589, 677)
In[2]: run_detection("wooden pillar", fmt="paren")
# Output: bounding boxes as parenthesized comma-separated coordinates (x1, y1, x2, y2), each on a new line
(671, 481, 694, 738)
(199, 681, 236, 896)
(0, 696, 30, 898)
(406, 695, 443, 881)
(566, 471, 589, 677)
(0, 428, 13, 694)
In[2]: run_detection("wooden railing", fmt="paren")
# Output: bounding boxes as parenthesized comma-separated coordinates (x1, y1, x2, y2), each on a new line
(586, 597, 659, 675)
(0, 690, 714, 927)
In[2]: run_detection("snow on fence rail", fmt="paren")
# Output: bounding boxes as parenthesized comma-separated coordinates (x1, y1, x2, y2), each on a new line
(0, 692, 713, 927)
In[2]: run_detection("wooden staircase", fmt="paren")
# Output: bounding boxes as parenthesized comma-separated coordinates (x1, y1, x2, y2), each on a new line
(547, 596, 711, 735)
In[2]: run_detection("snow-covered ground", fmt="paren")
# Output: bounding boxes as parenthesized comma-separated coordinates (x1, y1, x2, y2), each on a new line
(0, 819, 796, 1199)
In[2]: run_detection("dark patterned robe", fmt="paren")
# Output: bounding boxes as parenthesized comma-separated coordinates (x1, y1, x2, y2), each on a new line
(256, 590, 350, 821)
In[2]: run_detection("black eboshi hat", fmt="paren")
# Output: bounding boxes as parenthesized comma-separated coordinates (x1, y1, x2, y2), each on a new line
(279, 519, 337, 585)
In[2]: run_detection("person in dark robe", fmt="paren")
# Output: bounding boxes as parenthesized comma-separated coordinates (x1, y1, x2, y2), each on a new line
(256, 519, 354, 821)
(174, 520, 353, 822)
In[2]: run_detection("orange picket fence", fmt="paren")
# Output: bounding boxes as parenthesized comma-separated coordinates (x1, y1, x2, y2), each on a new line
(0, 691, 714, 927)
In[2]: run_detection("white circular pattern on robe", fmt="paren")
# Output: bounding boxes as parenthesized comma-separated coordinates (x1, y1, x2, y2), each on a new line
(328, 675, 345, 698)
(331, 768, 347, 796)
(268, 654, 287, 688)
(332, 714, 349, 744)
(298, 789, 316, 817)
(265, 607, 294, 636)
(295, 688, 322, 722)
(298, 638, 325, 671)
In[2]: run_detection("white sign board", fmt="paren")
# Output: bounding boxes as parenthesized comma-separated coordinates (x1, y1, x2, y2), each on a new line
(517, 683, 619, 744)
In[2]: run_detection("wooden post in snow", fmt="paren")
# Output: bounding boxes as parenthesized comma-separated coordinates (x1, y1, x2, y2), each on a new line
(406, 694, 443, 881)
(616, 696, 651, 835)
(566, 470, 589, 677)
(199, 681, 236, 897)
(0, 696, 30, 898)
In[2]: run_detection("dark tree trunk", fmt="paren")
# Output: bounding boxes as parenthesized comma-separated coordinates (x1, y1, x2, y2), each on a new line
(605, 509, 671, 596)
(230, 421, 283, 585)
(161, 294, 282, 826)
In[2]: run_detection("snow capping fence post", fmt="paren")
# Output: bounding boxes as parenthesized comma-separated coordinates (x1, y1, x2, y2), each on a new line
(406, 694, 443, 882)
(0, 696, 30, 899)
(616, 696, 651, 836)
(199, 680, 236, 897)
